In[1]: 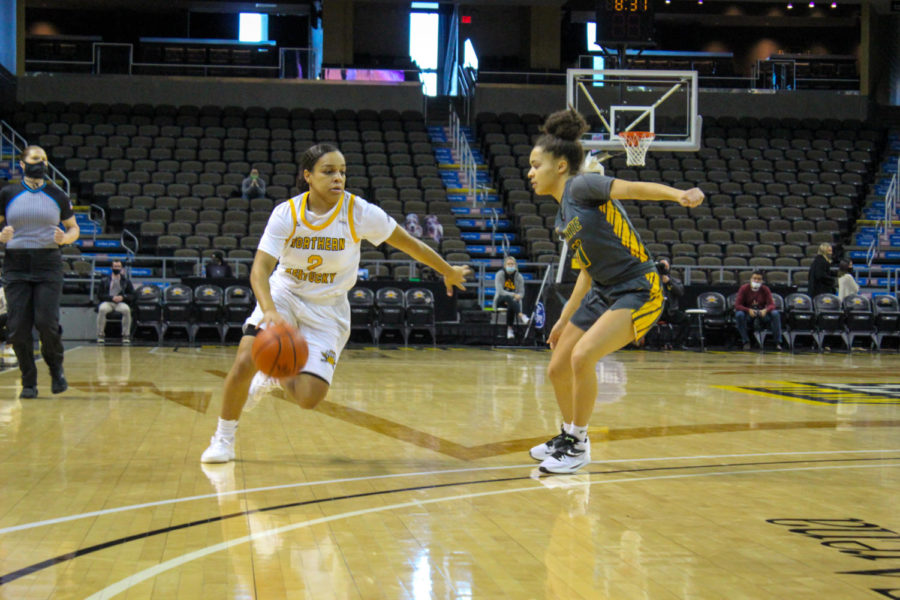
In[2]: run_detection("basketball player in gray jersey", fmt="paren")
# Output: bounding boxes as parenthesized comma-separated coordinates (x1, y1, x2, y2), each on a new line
(527, 110, 704, 473)
(0, 145, 80, 398)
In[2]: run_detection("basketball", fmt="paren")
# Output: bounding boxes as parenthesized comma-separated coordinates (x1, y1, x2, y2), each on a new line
(251, 323, 309, 378)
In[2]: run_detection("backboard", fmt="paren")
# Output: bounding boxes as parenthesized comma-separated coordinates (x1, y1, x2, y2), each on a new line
(566, 68, 702, 153)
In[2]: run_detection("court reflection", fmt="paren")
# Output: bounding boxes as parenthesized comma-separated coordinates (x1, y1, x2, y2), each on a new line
(200, 463, 357, 598)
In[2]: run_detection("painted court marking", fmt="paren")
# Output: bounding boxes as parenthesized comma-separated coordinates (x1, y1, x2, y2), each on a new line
(1, 448, 897, 536)
(84, 462, 900, 600)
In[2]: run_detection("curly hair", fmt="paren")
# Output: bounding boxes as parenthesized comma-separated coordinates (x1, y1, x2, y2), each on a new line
(533, 109, 589, 174)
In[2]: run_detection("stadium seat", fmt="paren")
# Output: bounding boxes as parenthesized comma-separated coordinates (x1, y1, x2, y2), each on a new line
(873, 295, 900, 351)
(349, 287, 377, 343)
(134, 284, 164, 342)
(375, 287, 406, 344)
(192, 284, 226, 342)
(784, 293, 816, 352)
(813, 293, 846, 351)
(162, 284, 194, 342)
(405, 288, 436, 344)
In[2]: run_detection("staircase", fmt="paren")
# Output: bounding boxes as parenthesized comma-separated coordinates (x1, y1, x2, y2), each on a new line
(429, 116, 528, 307)
(847, 129, 900, 294)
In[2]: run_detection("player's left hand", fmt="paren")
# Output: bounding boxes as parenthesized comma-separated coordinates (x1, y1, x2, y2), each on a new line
(54, 227, 66, 244)
(676, 188, 704, 208)
(442, 265, 471, 295)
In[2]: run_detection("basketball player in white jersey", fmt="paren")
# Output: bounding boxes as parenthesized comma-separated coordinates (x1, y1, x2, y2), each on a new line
(202, 143, 470, 463)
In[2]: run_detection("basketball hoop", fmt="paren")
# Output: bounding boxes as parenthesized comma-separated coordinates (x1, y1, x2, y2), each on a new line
(617, 131, 655, 167)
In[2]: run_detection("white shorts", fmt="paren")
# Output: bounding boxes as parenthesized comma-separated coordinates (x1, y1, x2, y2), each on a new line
(244, 279, 350, 385)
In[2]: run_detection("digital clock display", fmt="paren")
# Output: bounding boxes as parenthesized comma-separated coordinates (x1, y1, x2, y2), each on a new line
(596, 0, 655, 45)
(606, 0, 650, 11)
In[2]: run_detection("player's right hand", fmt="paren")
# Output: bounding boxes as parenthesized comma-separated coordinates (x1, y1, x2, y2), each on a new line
(259, 309, 287, 329)
(0, 226, 14, 243)
(547, 319, 566, 349)
(442, 265, 471, 295)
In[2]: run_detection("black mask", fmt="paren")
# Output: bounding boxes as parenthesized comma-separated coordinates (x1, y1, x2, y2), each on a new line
(111, 268, 122, 274)
(24, 162, 47, 179)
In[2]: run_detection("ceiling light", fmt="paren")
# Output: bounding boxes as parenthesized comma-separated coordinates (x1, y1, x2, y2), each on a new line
(787, 2, 793, 7)
(808, 1, 815, 6)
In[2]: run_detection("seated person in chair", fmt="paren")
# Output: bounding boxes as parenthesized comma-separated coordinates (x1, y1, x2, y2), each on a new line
(494, 256, 530, 339)
(206, 251, 233, 279)
(97, 260, 135, 344)
(656, 258, 690, 350)
(734, 270, 781, 351)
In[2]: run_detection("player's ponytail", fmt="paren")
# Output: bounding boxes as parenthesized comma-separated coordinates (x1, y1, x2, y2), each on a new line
(296, 143, 341, 192)
(534, 109, 588, 175)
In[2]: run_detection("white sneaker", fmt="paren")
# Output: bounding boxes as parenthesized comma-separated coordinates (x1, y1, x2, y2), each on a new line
(529, 427, 568, 461)
(201, 434, 235, 463)
(507, 327, 515, 339)
(243, 371, 279, 412)
(519, 313, 530, 325)
(539, 435, 591, 474)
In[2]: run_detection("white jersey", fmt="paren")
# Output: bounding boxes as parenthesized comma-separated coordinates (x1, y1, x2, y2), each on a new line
(257, 191, 397, 302)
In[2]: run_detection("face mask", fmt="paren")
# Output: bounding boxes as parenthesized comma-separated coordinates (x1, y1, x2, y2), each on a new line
(24, 162, 47, 179)
(505, 267, 516, 274)
(251, 174, 258, 179)
(750, 281, 761, 291)
(112, 268, 121, 274)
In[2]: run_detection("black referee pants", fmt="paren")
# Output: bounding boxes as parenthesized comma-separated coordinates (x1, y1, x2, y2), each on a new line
(3, 250, 65, 387)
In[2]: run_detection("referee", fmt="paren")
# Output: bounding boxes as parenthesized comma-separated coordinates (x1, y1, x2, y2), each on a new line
(0, 145, 80, 398)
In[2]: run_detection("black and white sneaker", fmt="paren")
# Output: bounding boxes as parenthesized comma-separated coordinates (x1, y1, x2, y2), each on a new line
(529, 427, 569, 461)
(539, 435, 591, 474)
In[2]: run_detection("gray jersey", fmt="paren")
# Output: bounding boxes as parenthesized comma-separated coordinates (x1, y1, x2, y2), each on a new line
(554, 173, 655, 286)
(0, 182, 74, 249)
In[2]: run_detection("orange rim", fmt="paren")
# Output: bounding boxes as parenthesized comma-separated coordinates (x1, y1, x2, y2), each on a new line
(618, 131, 655, 147)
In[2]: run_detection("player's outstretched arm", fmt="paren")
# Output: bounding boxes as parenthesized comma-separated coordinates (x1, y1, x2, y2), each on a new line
(384, 226, 471, 295)
(610, 180, 704, 208)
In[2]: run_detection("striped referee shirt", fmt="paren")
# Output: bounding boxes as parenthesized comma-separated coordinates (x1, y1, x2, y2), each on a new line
(0, 181, 74, 249)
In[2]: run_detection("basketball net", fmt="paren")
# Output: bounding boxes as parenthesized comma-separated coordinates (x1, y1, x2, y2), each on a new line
(617, 131, 655, 167)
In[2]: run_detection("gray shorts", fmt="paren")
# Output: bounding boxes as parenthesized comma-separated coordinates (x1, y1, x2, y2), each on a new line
(571, 271, 664, 341)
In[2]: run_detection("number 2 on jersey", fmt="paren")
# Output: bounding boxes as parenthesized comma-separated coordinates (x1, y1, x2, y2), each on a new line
(307, 255, 323, 271)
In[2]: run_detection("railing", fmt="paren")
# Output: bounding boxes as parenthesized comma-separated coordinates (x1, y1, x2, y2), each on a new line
(0, 119, 71, 195)
(867, 156, 899, 268)
(455, 65, 477, 125)
(449, 107, 482, 206)
(121, 228, 139, 257)
(26, 41, 317, 82)
(475, 71, 567, 85)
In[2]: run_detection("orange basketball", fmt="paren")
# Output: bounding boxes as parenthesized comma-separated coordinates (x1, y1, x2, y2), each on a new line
(251, 322, 309, 378)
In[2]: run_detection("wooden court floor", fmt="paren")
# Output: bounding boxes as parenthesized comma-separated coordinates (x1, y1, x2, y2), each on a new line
(0, 345, 898, 599)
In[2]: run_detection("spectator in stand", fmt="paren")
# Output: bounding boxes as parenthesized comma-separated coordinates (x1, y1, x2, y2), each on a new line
(656, 258, 689, 350)
(734, 270, 782, 351)
(206, 251, 233, 279)
(494, 255, 529, 339)
(837, 260, 859, 301)
(241, 168, 266, 201)
(97, 260, 135, 344)
(808, 242, 836, 299)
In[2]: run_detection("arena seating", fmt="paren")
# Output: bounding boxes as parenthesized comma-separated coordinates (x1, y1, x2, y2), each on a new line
(5, 100, 898, 349)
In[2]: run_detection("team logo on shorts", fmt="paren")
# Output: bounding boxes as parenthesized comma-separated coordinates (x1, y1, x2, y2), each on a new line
(320, 350, 337, 368)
